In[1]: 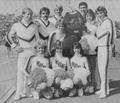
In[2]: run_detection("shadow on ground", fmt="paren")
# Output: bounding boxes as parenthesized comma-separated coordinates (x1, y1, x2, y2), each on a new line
(109, 79, 120, 96)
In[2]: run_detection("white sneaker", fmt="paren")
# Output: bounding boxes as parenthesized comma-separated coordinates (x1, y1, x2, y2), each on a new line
(107, 90, 110, 95)
(95, 90, 109, 95)
(98, 93, 107, 99)
(14, 95, 21, 101)
(95, 90, 101, 95)
(21, 94, 27, 98)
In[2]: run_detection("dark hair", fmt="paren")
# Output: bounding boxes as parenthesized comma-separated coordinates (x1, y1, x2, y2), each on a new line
(86, 9, 96, 20)
(79, 2, 88, 8)
(39, 7, 50, 15)
(73, 42, 83, 54)
(95, 6, 107, 16)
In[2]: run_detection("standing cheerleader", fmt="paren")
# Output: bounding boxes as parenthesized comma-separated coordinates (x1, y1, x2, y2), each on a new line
(48, 20, 65, 56)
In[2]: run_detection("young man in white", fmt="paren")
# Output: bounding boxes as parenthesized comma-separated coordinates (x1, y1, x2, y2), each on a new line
(95, 6, 114, 98)
(7, 8, 40, 100)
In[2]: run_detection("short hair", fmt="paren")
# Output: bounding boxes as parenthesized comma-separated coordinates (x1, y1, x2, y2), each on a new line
(54, 5, 63, 13)
(86, 9, 96, 20)
(22, 7, 33, 16)
(79, 2, 88, 8)
(39, 7, 50, 15)
(95, 6, 108, 16)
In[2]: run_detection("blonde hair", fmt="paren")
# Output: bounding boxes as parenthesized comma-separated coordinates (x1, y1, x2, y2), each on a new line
(22, 7, 33, 16)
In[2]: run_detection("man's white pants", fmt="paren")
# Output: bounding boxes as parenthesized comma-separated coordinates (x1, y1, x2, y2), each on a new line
(15, 50, 34, 97)
(98, 46, 112, 95)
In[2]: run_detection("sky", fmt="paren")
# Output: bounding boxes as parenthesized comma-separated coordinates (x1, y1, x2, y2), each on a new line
(0, 0, 120, 21)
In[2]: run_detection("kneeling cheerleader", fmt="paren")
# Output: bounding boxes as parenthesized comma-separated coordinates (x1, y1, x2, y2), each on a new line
(50, 40, 74, 98)
(70, 42, 90, 97)
(24, 41, 55, 99)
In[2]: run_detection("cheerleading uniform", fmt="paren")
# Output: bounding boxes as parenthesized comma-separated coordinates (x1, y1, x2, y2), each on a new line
(49, 15, 63, 26)
(70, 56, 90, 85)
(51, 56, 69, 71)
(48, 29, 65, 56)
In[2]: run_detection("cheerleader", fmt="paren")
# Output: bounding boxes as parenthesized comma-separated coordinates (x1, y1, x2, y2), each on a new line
(79, 9, 99, 94)
(25, 41, 55, 99)
(49, 5, 64, 26)
(48, 20, 65, 56)
(50, 40, 73, 98)
(70, 42, 90, 97)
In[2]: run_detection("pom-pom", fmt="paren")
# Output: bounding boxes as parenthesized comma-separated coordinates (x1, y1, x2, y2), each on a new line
(79, 38, 89, 54)
(60, 78, 74, 91)
(66, 69, 75, 79)
(29, 68, 47, 89)
(54, 69, 69, 80)
(73, 67, 90, 85)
